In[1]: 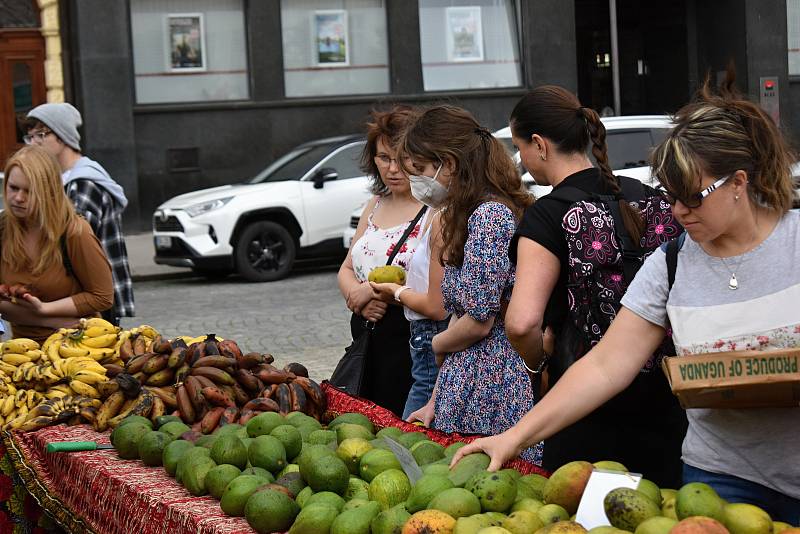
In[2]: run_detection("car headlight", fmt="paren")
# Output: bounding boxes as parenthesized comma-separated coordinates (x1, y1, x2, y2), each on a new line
(183, 197, 233, 217)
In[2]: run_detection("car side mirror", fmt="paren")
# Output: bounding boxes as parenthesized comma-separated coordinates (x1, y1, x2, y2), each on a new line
(313, 167, 338, 189)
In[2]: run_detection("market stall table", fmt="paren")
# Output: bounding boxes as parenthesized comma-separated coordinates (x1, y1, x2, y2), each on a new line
(2, 383, 547, 533)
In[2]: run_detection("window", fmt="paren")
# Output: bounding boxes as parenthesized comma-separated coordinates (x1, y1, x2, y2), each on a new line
(605, 130, 654, 170)
(280, 0, 390, 97)
(789, 0, 800, 75)
(319, 143, 365, 180)
(419, 0, 522, 91)
(250, 145, 334, 184)
(130, 0, 249, 104)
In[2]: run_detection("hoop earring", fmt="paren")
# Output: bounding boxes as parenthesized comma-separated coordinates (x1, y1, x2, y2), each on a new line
(540, 153, 546, 161)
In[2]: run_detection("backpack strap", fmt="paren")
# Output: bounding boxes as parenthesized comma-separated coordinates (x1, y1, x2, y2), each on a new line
(663, 231, 687, 292)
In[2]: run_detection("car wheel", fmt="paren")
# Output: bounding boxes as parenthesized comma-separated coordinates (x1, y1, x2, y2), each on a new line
(234, 221, 296, 282)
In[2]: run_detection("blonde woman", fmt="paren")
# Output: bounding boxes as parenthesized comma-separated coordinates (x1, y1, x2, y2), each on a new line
(0, 146, 113, 343)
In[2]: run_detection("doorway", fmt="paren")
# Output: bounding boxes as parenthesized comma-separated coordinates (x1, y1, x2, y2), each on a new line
(0, 29, 46, 164)
(575, 0, 690, 116)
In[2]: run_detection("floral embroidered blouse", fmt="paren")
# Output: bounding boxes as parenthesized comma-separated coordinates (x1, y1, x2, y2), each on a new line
(351, 198, 425, 282)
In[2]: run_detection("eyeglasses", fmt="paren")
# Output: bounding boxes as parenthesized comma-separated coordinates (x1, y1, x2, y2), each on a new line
(374, 154, 399, 167)
(660, 174, 731, 209)
(23, 130, 52, 145)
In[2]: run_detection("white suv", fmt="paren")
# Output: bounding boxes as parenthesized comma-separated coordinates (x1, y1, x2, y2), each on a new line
(153, 135, 372, 282)
(343, 115, 674, 248)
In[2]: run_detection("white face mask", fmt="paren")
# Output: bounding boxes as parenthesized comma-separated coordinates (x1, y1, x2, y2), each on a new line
(409, 165, 448, 208)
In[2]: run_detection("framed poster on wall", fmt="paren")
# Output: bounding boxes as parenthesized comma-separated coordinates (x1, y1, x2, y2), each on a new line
(167, 13, 206, 72)
(445, 6, 483, 62)
(314, 10, 348, 66)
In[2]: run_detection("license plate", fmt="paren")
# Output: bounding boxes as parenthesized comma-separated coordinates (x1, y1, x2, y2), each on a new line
(155, 236, 172, 249)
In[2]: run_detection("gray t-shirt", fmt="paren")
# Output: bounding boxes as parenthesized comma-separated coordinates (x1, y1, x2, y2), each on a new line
(622, 210, 800, 499)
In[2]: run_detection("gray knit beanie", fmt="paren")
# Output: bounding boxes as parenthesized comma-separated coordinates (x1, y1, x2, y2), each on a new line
(26, 103, 82, 151)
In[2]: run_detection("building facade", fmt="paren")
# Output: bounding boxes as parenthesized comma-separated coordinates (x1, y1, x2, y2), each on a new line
(0, 0, 795, 229)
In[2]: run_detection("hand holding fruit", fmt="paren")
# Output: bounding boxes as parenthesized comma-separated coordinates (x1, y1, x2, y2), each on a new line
(0, 283, 34, 305)
(450, 429, 524, 472)
(406, 398, 435, 427)
(369, 281, 400, 303)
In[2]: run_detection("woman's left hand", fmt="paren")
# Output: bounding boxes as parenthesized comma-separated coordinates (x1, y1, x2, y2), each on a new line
(369, 282, 400, 303)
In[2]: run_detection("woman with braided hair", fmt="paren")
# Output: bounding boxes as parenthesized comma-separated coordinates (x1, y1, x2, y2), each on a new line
(491, 85, 687, 486)
(452, 76, 800, 522)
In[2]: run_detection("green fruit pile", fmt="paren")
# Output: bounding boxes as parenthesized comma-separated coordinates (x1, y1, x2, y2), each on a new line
(109, 413, 799, 534)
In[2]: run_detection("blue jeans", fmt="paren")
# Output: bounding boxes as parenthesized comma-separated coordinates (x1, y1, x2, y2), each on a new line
(683, 464, 799, 523)
(402, 318, 450, 420)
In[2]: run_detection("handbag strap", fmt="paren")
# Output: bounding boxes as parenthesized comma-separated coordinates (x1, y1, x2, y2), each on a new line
(386, 206, 427, 266)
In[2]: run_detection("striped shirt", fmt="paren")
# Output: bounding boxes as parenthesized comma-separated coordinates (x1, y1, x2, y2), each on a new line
(65, 179, 135, 318)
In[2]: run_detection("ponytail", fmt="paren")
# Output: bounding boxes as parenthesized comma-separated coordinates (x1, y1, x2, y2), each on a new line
(583, 107, 645, 243)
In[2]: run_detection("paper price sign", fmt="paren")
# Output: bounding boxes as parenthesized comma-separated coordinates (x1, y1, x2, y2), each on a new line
(575, 469, 642, 529)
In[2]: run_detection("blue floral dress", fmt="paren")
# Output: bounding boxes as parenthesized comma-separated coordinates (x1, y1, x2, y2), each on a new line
(433, 201, 543, 464)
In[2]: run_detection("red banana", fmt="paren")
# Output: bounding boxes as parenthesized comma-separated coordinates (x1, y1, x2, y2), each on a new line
(242, 397, 280, 413)
(201, 406, 225, 434)
(202, 386, 235, 408)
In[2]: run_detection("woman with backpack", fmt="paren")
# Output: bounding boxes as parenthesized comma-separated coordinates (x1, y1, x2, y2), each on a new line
(0, 146, 113, 343)
(495, 85, 687, 487)
(400, 105, 542, 464)
(452, 77, 800, 522)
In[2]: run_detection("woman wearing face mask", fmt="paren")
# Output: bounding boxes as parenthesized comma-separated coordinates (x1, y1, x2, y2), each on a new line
(451, 76, 800, 522)
(369, 192, 449, 419)
(337, 106, 426, 417)
(400, 105, 541, 464)
(0, 146, 113, 344)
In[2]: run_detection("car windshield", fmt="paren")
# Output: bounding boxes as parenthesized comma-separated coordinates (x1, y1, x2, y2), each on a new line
(248, 144, 335, 184)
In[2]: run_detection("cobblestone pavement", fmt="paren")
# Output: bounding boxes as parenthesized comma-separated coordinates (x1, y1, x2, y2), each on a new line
(120, 267, 352, 383)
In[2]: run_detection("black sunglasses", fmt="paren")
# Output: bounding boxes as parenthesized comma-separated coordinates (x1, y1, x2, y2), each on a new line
(658, 174, 731, 209)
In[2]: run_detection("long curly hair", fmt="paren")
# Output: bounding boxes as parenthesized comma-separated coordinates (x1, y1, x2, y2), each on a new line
(1, 146, 80, 275)
(399, 105, 531, 267)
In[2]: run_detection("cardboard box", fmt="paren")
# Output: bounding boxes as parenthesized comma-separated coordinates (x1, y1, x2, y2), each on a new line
(661, 348, 800, 409)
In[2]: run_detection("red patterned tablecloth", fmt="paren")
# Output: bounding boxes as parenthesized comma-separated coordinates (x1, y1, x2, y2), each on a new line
(1, 385, 547, 534)
(3, 425, 254, 534)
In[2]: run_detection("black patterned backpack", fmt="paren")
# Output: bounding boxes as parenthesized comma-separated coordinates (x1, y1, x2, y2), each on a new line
(546, 176, 682, 381)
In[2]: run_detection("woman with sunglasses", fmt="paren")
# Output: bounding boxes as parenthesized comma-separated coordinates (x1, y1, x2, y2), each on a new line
(337, 106, 426, 417)
(452, 75, 800, 522)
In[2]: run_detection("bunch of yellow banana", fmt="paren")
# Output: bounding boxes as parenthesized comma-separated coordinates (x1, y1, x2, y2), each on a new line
(57, 318, 121, 364)
(1, 388, 44, 429)
(12, 395, 100, 432)
(0, 338, 45, 375)
(56, 356, 107, 399)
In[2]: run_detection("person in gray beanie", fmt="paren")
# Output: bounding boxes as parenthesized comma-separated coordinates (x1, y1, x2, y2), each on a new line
(25, 103, 135, 325)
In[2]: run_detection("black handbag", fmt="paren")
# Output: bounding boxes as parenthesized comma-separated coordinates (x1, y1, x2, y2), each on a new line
(329, 205, 427, 395)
